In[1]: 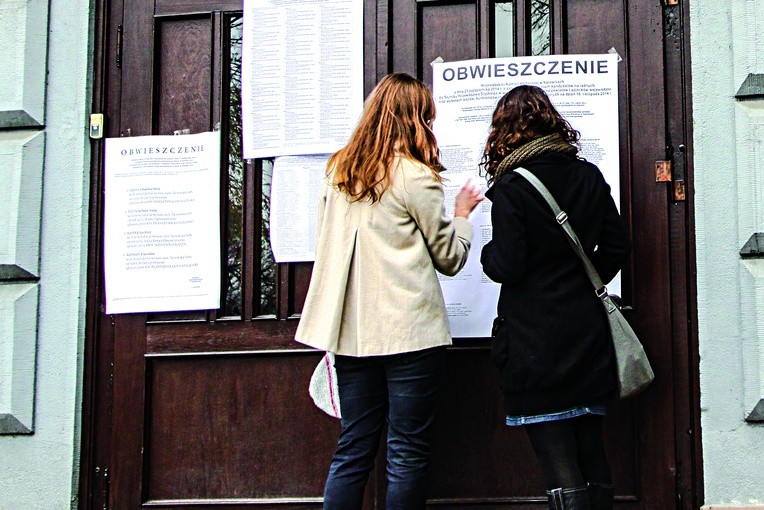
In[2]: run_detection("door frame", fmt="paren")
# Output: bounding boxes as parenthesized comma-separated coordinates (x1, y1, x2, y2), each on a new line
(79, 0, 120, 506)
(661, 0, 704, 507)
(78, 1, 703, 508)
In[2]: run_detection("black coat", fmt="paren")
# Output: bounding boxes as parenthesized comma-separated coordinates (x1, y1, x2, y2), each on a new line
(481, 152, 632, 416)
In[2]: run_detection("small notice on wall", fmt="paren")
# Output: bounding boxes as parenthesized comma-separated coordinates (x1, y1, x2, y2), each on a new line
(103, 131, 222, 314)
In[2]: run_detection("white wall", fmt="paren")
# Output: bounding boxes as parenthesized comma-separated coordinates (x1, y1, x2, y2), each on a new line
(0, 0, 92, 507)
(691, 0, 764, 506)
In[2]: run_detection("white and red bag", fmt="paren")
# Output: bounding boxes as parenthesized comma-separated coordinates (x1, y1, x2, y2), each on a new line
(308, 352, 341, 418)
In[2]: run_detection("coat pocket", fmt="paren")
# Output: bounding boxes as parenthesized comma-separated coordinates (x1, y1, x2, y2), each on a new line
(490, 316, 508, 369)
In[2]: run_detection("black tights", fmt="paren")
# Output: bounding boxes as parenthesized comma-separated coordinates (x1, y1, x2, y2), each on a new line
(524, 414, 612, 490)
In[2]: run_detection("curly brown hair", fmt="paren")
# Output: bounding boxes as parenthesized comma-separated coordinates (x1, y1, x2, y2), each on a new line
(480, 85, 579, 179)
(329, 73, 442, 203)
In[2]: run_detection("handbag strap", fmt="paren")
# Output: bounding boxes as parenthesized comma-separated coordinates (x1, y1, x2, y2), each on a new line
(513, 167, 617, 313)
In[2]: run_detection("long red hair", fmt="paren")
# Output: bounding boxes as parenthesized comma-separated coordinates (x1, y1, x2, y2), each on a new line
(329, 73, 442, 202)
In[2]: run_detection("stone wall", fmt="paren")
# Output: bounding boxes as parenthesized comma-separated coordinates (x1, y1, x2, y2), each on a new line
(0, 0, 92, 507)
(691, 0, 764, 506)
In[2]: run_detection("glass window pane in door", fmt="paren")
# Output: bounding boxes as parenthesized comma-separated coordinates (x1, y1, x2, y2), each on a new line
(494, 1, 515, 58)
(259, 160, 276, 317)
(531, 0, 550, 56)
(224, 14, 244, 317)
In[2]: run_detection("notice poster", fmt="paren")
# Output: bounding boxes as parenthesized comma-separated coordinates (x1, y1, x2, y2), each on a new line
(433, 54, 620, 337)
(270, 155, 328, 262)
(103, 132, 222, 314)
(242, 0, 364, 159)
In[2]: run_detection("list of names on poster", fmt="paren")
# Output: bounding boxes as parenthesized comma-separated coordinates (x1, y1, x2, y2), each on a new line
(242, 0, 363, 158)
(103, 132, 222, 314)
(270, 155, 328, 262)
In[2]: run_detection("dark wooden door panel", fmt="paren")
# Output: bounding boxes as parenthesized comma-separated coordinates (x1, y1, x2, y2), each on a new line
(420, 3, 480, 86)
(430, 351, 536, 502)
(145, 354, 338, 502)
(156, 0, 243, 16)
(566, 1, 631, 220)
(390, 0, 489, 87)
(622, 4, 676, 508)
(155, 15, 213, 135)
(111, 314, 149, 509)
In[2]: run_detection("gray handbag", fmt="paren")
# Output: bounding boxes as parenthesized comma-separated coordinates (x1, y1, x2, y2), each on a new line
(515, 167, 655, 399)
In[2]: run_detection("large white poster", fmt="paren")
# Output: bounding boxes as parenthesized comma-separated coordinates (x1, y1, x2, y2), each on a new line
(103, 132, 222, 314)
(242, 0, 364, 159)
(433, 54, 620, 337)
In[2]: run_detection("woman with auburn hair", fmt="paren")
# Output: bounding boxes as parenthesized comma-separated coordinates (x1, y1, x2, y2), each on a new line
(296, 72, 483, 509)
(480, 85, 631, 510)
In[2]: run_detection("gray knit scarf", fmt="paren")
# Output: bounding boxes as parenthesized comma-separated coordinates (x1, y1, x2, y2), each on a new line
(492, 133, 578, 183)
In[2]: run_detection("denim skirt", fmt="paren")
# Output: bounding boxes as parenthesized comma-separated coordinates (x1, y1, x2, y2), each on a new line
(505, 404, 607, 426)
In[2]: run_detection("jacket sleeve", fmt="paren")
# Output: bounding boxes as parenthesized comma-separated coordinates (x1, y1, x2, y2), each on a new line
(403, 165, 473, 277)
(480, 182, 528, 284)
(590, 175, 632, 285)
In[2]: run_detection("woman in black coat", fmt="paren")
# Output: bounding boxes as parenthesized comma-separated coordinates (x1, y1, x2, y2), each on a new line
(480, 85, 631, 510)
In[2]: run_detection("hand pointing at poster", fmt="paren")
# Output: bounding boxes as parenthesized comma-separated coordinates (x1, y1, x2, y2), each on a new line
(454, 178, 485, 218)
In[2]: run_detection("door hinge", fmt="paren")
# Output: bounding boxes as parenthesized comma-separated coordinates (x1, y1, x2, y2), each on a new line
(655, 159, 685, 202)
(655, 160, 672, 182)
(116, 24, 123, 68)
(93, 465, 110, 509)
(673, 180, 686, 201)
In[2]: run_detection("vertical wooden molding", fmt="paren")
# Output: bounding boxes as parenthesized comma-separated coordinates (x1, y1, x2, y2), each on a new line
(551, 0, 566, 54)
(478, 0, 490, 58)
(515, 0, 528, 55)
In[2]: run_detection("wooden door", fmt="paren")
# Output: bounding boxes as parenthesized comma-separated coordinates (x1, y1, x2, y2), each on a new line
(80, 0, 700, 509)
(393, 2, 699, 508)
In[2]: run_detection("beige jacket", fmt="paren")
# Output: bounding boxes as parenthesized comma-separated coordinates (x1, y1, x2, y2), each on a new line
(295, 156, 473, 356)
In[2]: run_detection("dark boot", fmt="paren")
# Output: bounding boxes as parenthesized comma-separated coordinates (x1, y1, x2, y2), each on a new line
(546, 486, 591, 509)
(587, 482, 614, 510)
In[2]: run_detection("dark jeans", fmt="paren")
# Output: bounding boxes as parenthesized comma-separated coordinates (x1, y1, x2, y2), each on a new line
(323, 346, 446, 510)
